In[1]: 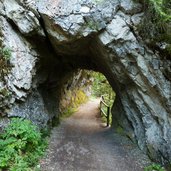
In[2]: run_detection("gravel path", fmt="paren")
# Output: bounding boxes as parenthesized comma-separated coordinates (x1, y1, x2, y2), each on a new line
(40, 99, 151, 171)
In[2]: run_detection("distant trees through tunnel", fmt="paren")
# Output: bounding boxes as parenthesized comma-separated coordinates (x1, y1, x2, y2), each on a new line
(58, 70, 116, 126)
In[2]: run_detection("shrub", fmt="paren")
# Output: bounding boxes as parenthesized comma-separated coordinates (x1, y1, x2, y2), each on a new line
(0, 47, 12, 61)
(135, 0, 171, 20)
(61, 89, 88, 119)
(0, 118, 48, 171)
(136, 0, 171, 56)
(144, 163, 166, 171)
(73, 89, 88, 107)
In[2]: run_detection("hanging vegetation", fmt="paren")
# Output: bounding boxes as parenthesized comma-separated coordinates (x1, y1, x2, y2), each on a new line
(91, 72, 115, 106)
(136, 0, 171, 56)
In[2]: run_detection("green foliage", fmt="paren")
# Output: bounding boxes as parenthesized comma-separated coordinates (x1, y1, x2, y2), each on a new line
(145, 0, 171, 20)
(0, 118, 48, 171)
(91, 72, 115, 125)
(61, 107, 77, 119)
(136, 0, 171, 20)
(101, 113, 112, 125)
(61, 89, 88, 118)
(0, 47, 12, 61)
(137, 0, 171, 55)
(73, 89, 88, 107)
(0, 87, 11, 98)
(86, 20, 99, 30)
(0, 47, 12, 79)
(91, 72, 115, 105)
(144, 163, 166, 171)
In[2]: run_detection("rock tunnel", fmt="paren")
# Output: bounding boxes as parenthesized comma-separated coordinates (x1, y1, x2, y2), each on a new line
(0, 0, 171, 164)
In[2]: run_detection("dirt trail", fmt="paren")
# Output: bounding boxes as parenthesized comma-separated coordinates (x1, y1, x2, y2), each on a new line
(40, 99, 151, 171)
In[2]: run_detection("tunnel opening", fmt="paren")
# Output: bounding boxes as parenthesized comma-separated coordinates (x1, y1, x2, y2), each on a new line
(35, 33, 135, 148)
(0, 0, 169, 167)
(10, 8, 169, 163)
(57, 70, 116, 127)
(36, 55, 152, 170)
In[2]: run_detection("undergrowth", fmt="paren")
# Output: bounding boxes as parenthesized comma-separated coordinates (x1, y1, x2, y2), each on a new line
(0, 46, 12, 79)
(0, 47, 12, 61)
(73, 89, 88, 107)
(144, 163, 166, 171)
(136, 0, 171, 56)
(61, 107, 77, 119)
(61, 89, 88, 119)
(91, 72, 115, 126)
(0, 118, 48, 171)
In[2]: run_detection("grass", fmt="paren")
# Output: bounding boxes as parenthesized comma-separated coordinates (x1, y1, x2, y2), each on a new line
(61, 107, 77, 119)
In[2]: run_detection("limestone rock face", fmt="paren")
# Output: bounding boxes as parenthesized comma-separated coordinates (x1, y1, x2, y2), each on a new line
(0, 0, 171, 163)
(1, 0, 43, 35)
(59, 70, 92, 113)
(0, 0, 47, 126)
(0, 16, 36, 111)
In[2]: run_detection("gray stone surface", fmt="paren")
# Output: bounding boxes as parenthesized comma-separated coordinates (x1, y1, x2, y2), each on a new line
(8, 90, 49, 127)
(1, 0, 43, 35)
(0, 16, 38, 113)
(0, 0, 171, 164)
(0, 1, 47, 125)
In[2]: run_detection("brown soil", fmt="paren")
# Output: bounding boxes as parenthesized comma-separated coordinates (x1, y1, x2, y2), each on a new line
(40, 99, 151, 171)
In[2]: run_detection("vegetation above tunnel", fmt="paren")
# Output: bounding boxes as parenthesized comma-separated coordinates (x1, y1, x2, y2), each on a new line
(136, 0, 171, 56)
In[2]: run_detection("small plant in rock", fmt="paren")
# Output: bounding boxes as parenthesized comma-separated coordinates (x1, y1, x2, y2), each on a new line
(86, 20, 99, 30)
(0, 46, 12, 79)
(0, 47, 12, 61)
(0, 87, 11, 98)
(144, 163, 166, 171)
(93, 0, 104, 4)
(0, 118, 48, 171)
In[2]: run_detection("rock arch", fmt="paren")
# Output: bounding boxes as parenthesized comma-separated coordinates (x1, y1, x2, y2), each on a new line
(0, 0, 170, 163)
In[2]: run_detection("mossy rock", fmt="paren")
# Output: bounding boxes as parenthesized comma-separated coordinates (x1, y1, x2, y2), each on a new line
(116, 126, 124, 135)
(60, 89, 88, 118)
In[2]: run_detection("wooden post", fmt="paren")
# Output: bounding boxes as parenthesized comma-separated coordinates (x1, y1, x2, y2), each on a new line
(100, 101, 102, 116)
(107, 106, 110, 127)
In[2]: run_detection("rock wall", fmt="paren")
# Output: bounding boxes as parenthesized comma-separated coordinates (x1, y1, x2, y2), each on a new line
(0, 0, 171, 163)
(59, 70, 92, 113)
